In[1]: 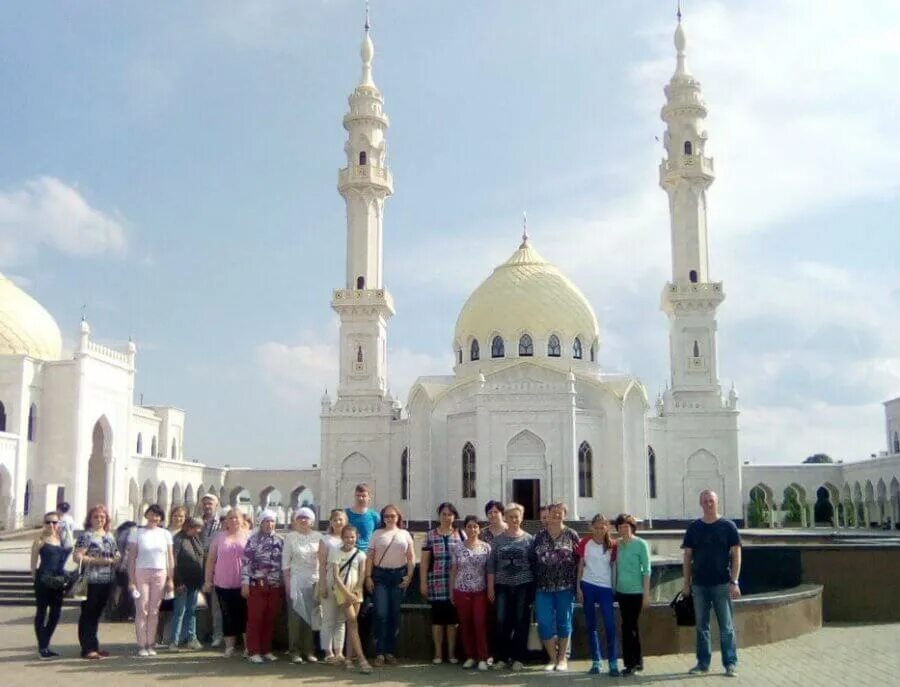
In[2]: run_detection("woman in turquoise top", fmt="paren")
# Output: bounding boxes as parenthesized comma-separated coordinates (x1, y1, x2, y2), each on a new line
(613, 513, 651, 676)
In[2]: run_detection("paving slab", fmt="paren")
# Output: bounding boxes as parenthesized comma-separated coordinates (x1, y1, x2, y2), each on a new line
(0, 604, 897, 686)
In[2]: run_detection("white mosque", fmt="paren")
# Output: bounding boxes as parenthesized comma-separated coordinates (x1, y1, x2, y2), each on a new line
(1, 16, 897, 531)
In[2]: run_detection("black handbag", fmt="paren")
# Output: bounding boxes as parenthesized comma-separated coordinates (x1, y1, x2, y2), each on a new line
(671, 591, 696, 627)
(39, 573, 67, 591)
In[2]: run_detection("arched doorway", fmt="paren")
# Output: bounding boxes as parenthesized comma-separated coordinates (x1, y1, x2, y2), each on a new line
(87, 417, 112, 510)
(506, 430, 547, 520)
(747, 484, 773, 528)
(340, 453, 373, 506)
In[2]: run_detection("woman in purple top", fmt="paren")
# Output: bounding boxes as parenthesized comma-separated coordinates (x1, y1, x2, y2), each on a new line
(450, 515, 492, 671)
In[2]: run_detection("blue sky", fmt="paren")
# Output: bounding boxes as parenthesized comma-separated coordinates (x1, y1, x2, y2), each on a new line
(1, 1, 898, 468)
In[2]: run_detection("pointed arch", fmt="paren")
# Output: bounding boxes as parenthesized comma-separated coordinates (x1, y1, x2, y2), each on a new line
(590, 339, 597, 362)
(462, 442, 476, 498)
(172, 482, 183, 507)
(518, 334, 533, 357)
(547, 334, 561, 357)
(136, 432, 143, 455)
(648, 446, 657, 499)
(400, 447, 409, 500)
(470, 339, 480, 362)
(151, 435, 157, 457)
(184, 484, 195, 513)
(491, 335, 505, 359)
(157, 481, 169, 511)
(572, 337, 583, 360)
(170, 437, 178, 459)
(88, 416, 112, 510)
(578, 441, 593, 498)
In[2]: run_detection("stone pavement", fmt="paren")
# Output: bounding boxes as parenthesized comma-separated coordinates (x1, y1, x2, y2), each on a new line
(0, 605, 897, 687)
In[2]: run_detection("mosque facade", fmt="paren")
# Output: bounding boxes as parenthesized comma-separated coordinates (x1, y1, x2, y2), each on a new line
(0, 17, 897, 531)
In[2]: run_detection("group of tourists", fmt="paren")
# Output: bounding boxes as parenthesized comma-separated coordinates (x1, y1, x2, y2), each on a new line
(29, 486, 741, 678)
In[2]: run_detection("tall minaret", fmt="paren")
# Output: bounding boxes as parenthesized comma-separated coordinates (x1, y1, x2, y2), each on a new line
(331, 12, 395, 399)
(659, 12, 725, 403)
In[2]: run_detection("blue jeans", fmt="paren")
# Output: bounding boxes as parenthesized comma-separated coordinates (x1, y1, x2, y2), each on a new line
(692, 584, 737, 669)
(170, 587, 200, 644)
(535, 588, 575, 641)
(373, 566, 406, 656)
(581, 582, 617, 665)
(494, 582, 534, 663)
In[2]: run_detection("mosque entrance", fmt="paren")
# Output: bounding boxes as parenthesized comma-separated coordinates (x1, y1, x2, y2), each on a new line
(512, 479, 540, 520)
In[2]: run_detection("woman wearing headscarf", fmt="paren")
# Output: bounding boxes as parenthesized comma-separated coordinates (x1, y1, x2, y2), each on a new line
(282, 506, 322, 664)
(241, 509, 284, 663)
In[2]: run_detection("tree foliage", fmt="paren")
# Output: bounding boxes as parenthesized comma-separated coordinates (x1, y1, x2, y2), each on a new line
(803, 453, 834, 464)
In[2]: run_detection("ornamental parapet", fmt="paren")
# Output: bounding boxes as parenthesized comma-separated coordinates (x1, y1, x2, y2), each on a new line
(331, 288, 396, 315)
(338, 163, 394, 193)
(661, 280, 725, 313)
(659, 154, 714, 185)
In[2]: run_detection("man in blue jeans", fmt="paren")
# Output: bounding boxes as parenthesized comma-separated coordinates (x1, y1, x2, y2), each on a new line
(681, 489, 741, 678)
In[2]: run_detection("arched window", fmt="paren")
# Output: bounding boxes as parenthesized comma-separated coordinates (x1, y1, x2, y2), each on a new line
(470, 339, 480, 362)
(136, 433, 143, 455)
(547, 335, 561, 357)
(27, 403, 37, 442)
(693, 340, 700, 358)
(648, 446, 657, 499)
(894, 431, 900, 454)
(578, 441, 593, 498)
(683, 140, 693, 155)
(356, 276, 365, 289)
(689, 269, 698, 283)
(0, 401, 6, 432)
(151, 436, 157, 457)
(590, 340, 597, 362)
(573, 337, 583, 360)
(491, 336, 505, 358)
(462, 442, 476, 498)
(171, 438, 177, 459)
(456, 347, 463, 365)
(400, 448, 409, 500)
(359, 151, 367, 165)
(518, 334, 533, 357)
(357, 345, 364, 363)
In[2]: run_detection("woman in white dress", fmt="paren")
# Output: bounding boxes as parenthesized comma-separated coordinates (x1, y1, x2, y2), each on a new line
(282, 507, 322, 664)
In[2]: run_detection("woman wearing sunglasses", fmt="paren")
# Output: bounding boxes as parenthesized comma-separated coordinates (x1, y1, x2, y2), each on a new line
(30, 512, 71, 659)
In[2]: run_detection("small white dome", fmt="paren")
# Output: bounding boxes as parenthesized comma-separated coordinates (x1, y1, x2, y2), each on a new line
(454, 241, 599, 363)
(0, 273, 63, 360)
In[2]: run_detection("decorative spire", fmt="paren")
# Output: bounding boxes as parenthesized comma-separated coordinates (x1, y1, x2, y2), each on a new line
(520, 211, 529, 248)
(674, 3, 689, 76)
(365, 0, 370, 32)
(360, 1, 375, 86)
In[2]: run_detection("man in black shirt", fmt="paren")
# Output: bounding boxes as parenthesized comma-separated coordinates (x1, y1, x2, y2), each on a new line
(681, 490, 741, 678)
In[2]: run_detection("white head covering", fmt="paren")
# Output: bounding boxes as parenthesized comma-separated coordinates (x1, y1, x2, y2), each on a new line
(259, 509, 277, 523)
(295, 507, 316, 521)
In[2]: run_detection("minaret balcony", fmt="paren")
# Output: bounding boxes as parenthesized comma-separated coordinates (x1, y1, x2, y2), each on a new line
(331, 287, 396, 317)
(661, 280, 725, 314)
(338, 163, 394, 194)
(659, 153, 714, 186)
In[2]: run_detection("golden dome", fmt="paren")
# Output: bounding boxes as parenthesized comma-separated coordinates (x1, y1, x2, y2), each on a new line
(454, 240, 599, 365)
(0, 273, 63, 360)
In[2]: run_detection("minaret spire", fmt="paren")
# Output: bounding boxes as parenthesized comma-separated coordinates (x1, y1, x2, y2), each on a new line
(520, 211, 529, 247)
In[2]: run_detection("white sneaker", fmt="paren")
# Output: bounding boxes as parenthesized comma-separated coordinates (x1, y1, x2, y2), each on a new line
(223, 647, 235, 658)
(292, 655, 304, 664)
(263, 653, 278, 662)
(147, 648, 157, 657)
(544, 662, 557, 672)
(210, 638, 223, 648)
(477, 661, 489, 671)
(511, 661, 525, 672)
(556, 661, 569, 672)
(462, 658, 475, 669)
(305, 654, 318, 663)
(188, 639, 203, 651)
(248, 654, 264, 664)
(137, 649, 150, 658)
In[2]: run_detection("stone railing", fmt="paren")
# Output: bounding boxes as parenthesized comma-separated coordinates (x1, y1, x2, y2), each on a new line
(338, 163, 393, 191)
(86, 340, 130, 366)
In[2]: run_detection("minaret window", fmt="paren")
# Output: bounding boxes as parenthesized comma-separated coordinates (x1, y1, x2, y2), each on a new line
(356, 276, 365, 289)
(136, 432, 143, 455)
(491, 336, 505, 359)
(0, 401, 6, 432)
(689, 270, 698, 283)
(470, 339, 480, 362)
(359, 151, 367, 165)
(683, 140, 693, 155)
(573, 337, 583, 360)
(357, 346, 364, 363)
(27, 403, 37, 441)
(151, 436, 157, 457)
(648, 447, 657, 499)
(578, 441, 593, 498)
(693, 340, 700, 358)
(462, 442, 476, 498)
(518, 334, 533, 357)
(547, 335, 561, 357)
(400, 448, 409, 500)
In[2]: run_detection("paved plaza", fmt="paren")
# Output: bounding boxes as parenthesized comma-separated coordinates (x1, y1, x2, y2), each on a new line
(0, 603, 896, 687)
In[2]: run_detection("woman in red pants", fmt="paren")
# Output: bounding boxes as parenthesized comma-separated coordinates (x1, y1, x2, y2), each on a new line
(240, 510, 284, 663)
(450, 515, 492, 671)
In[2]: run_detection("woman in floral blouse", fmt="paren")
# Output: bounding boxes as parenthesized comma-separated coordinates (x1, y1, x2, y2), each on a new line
(449, 515, 491, 671)
(530, 502, 580, 672)
(240, 510, 283, 664)
(74, 504, 119, 659)
(420, 501, 463, 664)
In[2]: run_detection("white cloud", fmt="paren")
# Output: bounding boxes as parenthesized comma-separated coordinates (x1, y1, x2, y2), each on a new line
(0, 176, 127, 265)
